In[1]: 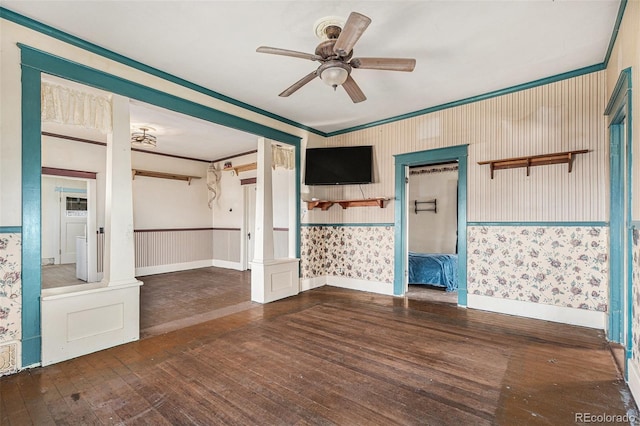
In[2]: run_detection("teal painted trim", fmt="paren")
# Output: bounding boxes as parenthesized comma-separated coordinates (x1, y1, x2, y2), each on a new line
(295, 149, 301, 260)
(394, 145, 468, 305)
(20, 44, 301, 146)
(605, 68, 632, 117)
(394, 144, 469, 163)
(21, 64, 42, 367)
(18, 42, 303, 365)
(602, 0, 628, 67)
(0, 7, 325, 138)
(609, 123, 624, 344)
(0, 226, 22, 233)
(624, 68, 633, 368)
(55, 187, 87, 194)
(327, 64, 605, 137)
(467, 221, 609, 227)
(301, 223, 394, 227)
(605, 67, 632, 347)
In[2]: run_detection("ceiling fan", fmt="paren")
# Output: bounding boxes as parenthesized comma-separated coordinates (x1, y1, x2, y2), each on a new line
(256, 12, 416, 103)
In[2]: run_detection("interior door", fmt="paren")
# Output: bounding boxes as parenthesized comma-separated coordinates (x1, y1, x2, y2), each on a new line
(245, 184, 256, 269)
(59, 193, 87, 264)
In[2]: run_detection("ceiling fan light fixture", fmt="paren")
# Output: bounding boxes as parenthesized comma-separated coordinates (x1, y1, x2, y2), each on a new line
(318, 61, 350, 90)
(320, 67, 348, 89)
(131, 127, 157, 148)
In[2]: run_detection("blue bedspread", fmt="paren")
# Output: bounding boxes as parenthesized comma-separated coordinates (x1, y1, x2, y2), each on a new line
(408, 253, 458, 292)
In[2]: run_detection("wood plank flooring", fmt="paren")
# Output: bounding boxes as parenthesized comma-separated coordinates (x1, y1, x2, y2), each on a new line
(139, 267, 254, 337)
(1, 286, 635, 425)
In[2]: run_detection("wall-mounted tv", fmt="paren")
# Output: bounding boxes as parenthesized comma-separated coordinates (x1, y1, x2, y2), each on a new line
(304, 145, 373, 185)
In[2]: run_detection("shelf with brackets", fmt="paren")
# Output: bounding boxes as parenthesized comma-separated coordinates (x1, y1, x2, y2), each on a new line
(131, 169, 201, 185)
(477, 150, 589, 179)
(224, 162, 257, 175)
(306, 197, 388, 211)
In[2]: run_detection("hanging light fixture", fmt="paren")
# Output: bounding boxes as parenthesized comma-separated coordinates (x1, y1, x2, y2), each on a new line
(318, 61, 350, 90)
(131, 127, 157, 148)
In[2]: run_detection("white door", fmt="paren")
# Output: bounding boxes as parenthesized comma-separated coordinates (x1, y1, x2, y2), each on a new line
(245, 184, 256, 269)
(60, 193, 87, 264)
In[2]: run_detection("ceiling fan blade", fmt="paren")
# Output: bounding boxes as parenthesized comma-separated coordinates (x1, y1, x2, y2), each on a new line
(350, 57, 416, 72)
(333, 12, 371, 57)
(342, 75, 366, 103)
(279, 71, 318, 97)
(257, 46, 323, 62)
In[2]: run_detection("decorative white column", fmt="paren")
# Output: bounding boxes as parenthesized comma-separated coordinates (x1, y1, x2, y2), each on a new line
(253, 138, 275, 263)
(41, 94, 141, 366)
(102, 94, 138, 287)
(288, 165, 297, 258)
(251, 138, 299, 303)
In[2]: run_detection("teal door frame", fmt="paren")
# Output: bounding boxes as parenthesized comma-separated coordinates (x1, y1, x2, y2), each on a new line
(605, 68, 632, 366)
(393, 145, 468, 304)
(19, 44, 302, 367)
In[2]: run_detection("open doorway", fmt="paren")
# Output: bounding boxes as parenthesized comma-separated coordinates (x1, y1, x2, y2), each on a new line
(41, 176, 89, 289)
(406, 162, 459, 304)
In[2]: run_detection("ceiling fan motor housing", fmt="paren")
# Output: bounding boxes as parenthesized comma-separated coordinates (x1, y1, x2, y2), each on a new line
(315, 39, 353, 60)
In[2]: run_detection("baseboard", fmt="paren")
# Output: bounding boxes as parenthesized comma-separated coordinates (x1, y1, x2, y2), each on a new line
(212, 259, 244, 271)
(628, 359, 640, 406)
(326, 275, 394, 296)
(300, 276, 326, 292)
(135, 260, 214, 277)
(467, 294, 605, 329)
(0, 340, 20, 376)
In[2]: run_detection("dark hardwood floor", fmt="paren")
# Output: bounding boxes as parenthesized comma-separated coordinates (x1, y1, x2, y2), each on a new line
(1, 286, 635, 425)
(139, 267, 255, 338)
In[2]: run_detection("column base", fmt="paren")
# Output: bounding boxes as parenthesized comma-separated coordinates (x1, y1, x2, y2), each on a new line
(251, 258, 300, 303)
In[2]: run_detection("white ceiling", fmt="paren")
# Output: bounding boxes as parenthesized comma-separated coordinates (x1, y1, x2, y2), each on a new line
(6, 1, 621, 159)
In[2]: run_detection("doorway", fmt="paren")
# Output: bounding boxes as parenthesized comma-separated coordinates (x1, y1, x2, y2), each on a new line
(244, 183, 256, 270)
(394, 145, 468, 305)
(406, 162, 459, 304)
(605, 68, 632, 372)
(41, 174, 99, 289)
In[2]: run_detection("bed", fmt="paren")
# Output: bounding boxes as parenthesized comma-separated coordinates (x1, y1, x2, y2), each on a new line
(408, 253, 458, 292)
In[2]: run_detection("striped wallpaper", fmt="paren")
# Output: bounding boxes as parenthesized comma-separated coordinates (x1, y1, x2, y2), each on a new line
(305, 71, 607, 224)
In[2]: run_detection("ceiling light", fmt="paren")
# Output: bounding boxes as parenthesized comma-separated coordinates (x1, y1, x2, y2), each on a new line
(318, 61, 350, 90)
(131, 127, 157, 148)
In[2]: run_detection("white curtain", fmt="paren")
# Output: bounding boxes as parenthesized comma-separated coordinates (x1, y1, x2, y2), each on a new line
(41, 82, 113, 133)
(272, 144, 294, 170)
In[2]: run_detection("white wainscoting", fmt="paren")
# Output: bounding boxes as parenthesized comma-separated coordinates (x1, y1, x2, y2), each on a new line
(135, 228, 214, 270)
(96, 228, 289, 275)
(213, 228, 241, 264)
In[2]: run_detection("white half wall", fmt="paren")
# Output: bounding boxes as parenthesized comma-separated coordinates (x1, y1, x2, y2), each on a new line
(41, 282, 141, 366)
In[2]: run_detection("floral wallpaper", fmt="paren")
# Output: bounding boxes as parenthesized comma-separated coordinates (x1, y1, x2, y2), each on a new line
(468, 226, 608, 312)
(0, 233, 21, 342)
(632, 228, 640, 367)
(301, 226, 394, 283)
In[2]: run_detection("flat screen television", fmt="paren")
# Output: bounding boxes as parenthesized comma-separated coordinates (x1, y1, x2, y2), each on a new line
(304, 146, 373, 185)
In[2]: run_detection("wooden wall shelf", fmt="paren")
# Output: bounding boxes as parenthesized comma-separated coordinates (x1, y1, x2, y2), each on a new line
(131, 169, 201, 185)
(306, 197, 388, 211)
(477, 150, 589, 179)
(224, 162, 257, 175)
